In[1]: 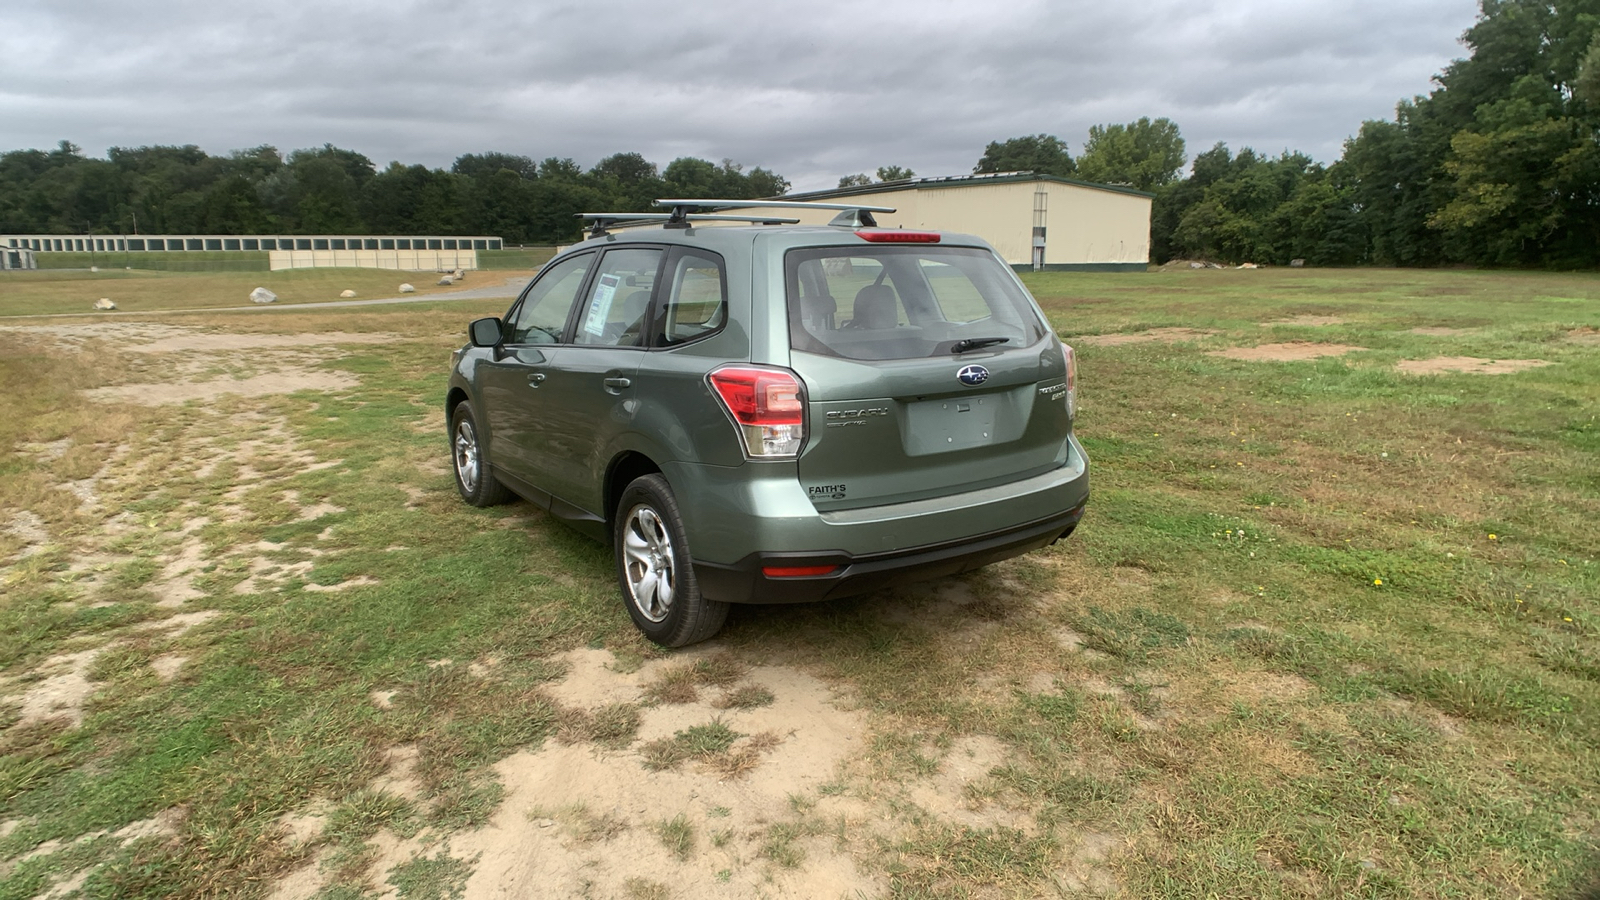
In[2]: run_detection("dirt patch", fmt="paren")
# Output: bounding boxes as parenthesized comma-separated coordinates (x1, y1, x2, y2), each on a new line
(1395, 356, 1552, 375)
(18, 438, 72, 461)
(1209, 342, 1364, 362)
(304, 576, 378, 593)
(3, 510, 49, 559)
(1565, 327, 1600, 345)
(150, 654, 187, 682)
(908, 735, 1029, 830)
(373, 745, 425, 801)
(135, 610, 220, 636)
(85, 372, 357, 406)
(153, 536, 208, 607)
(1410, 326, 1475, 336)
(1053, 830, 1122, 894)
(1073, 327, 1217, 347)
(3, 647, 107, 728)
(1263, 315, 1345, 326)
(340, 648, 878, 899)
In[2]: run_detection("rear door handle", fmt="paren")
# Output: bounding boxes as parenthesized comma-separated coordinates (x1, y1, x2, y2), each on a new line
(603, 376, 632, 393)
(527, 372, 546, 387)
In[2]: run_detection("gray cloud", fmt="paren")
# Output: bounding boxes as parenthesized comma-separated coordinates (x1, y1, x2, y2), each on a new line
(0, 0, 1478, 190)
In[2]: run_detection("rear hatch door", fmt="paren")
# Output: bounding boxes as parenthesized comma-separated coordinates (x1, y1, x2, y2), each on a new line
(784, 242, 1070, 510)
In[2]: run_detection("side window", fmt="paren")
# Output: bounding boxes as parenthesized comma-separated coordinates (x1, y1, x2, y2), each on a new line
(572, 247, 664, 347)
(506, 253, 593, 344)
(660, 250, 727, 346)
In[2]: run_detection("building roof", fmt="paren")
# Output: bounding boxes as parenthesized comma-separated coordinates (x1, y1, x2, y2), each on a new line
(777, 171, 1156, 202)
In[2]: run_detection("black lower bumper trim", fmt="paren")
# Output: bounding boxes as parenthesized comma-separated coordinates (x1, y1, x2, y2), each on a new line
(692, 502, 1086, 605)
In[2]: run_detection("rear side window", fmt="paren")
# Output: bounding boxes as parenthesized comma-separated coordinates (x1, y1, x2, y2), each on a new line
(573, 247, 663, 347)
(785, 246, 1046, 360)
(659, 249, 727, 346)
(507, 252, 592, 344)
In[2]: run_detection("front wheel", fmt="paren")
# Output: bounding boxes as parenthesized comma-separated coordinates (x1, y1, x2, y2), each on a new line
(450, 403, 513, 507)
(614, 474, 728, 647)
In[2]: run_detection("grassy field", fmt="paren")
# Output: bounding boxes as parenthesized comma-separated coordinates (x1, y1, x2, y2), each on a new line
(0, 267, 1596, 898)
(0, 268, 531, 318)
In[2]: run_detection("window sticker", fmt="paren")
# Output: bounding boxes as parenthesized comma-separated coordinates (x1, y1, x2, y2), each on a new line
(584, 273, 620, 337)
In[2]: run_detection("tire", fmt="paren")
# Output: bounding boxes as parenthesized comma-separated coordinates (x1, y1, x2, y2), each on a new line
(614, 474, 728, 647)
(450, 402, 514, 507)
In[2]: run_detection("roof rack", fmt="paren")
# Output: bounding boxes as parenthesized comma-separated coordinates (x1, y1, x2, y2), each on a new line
(577, 212, 801, 238)
(653, 199, 897, 228)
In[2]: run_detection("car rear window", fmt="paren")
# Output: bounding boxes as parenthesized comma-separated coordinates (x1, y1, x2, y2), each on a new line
(785, 245, 1047, 361)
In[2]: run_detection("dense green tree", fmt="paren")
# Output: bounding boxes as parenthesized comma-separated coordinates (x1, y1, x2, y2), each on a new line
(973, 134, 1075, 177)
(876, 165, 915, 182)
(1075, 117, 1186, 191)
(451, 152, 538, 180)
(838, 173, 872, 188)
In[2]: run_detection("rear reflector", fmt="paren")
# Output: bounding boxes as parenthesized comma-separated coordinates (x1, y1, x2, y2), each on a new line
(762, 565, 840, 578)
(855, 230, 941, 243)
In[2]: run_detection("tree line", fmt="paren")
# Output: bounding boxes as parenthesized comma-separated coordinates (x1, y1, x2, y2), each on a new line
(986, 0, 1600, 269)
(4, 0, 1596, 265)
(0, 145, 788, 246)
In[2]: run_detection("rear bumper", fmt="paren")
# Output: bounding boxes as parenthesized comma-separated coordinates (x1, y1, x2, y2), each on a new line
(692, 501, 1085, 604)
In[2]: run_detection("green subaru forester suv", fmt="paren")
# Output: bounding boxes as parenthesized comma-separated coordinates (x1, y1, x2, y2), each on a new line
(446, 200, 1087, 646)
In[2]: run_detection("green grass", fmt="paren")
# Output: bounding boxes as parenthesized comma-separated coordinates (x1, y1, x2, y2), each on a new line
(0, 267, 1597, 897)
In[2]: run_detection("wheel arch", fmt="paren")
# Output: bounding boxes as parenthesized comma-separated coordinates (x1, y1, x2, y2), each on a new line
(445, 386, 470, 419)
(605, 451, 662, 527)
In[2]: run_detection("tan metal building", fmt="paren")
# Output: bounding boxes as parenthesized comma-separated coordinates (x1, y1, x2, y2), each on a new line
(621, 172, 1153, 272)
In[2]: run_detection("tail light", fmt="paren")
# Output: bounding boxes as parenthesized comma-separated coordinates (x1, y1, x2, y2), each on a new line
(1064, 344, 1077, 419)
(707, 365, 806, 459)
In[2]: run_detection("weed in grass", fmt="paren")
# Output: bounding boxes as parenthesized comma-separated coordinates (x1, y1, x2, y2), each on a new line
(387, 849, 476, 900)
(325, 789, 419, 843)
(713, 684, 775, 710)
(526, 802, 627, 843)
(704, 732, 782, 779)
(555, 702, 640, 749)
(885, 823, 1053, 895)
(624, 877, 673, 900)
(427, 774, 504, 831)
(653, 813, 696, 861)
(641, 654, 748, 705)
(759, 819, 823, 869)
(641, 666, 700, 704)
(1075, 606, 1190, 661)
(639, 721, 740, 771)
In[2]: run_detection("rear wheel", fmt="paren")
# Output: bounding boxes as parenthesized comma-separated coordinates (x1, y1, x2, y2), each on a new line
(450, 403, 513, 507)
(614, 474, 727, 647)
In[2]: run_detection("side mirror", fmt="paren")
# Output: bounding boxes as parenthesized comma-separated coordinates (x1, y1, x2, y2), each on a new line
(469, 317, 503, 348)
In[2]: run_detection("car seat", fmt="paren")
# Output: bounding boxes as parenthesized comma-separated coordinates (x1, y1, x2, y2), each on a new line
(847, 284, 897, 329)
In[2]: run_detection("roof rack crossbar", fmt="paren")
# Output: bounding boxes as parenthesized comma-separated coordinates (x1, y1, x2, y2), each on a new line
(577, 212, 801, 237)
(655, 199, 897, 213)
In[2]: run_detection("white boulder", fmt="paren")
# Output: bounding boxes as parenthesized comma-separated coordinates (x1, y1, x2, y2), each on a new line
(249, 287, 278, 304)
(339, 289, 357, 298)
(438, 275, 456, 286)
(94, 298, 117, 310)
(90, 266, 99, 273)
(398, 283, 416, 293)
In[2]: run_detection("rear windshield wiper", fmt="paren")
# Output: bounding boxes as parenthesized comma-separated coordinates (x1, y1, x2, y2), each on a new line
(950, 336, 1010, 354)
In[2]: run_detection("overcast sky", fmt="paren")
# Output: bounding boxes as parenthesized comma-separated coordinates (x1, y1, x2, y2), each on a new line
(1, 0, 1480, 191)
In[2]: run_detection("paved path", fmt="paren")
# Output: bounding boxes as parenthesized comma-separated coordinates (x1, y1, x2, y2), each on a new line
(0, 277, 527, 321)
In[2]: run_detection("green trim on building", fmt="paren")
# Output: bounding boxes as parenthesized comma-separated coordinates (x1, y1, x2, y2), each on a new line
(1011, 262, 1149, 273)
(779, 171, 1156, 203)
